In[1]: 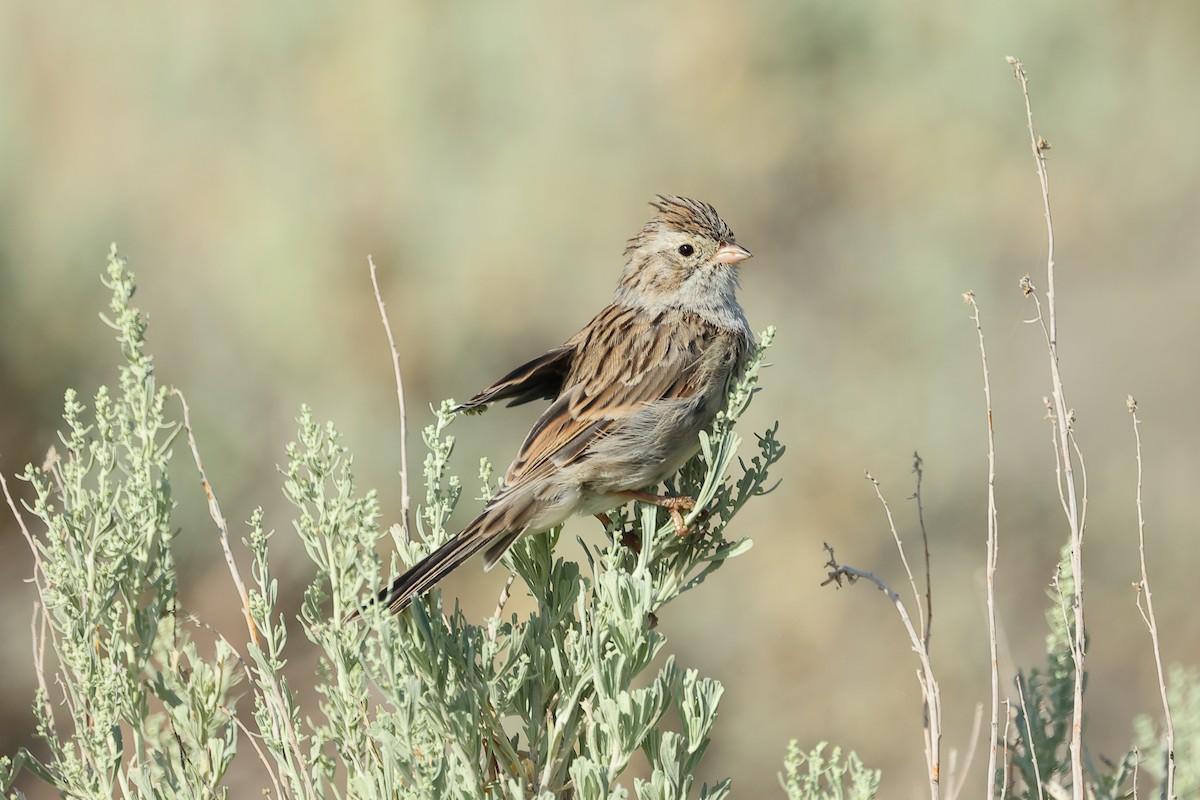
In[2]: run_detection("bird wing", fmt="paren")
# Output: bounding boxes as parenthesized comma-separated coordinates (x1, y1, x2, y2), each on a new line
(453, 345, 575, 413)
(504, 305, 720, 486)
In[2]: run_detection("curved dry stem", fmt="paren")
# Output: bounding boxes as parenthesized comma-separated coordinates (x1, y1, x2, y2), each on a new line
(4, 465, 58, 738)
(964, 292, 1002, 800)
(824, 543, 941, 799)
(1128, 399, 1176, 800)
(172, 388, 258, 647)
(1015, 675, 1046, 800)
(1009, 55, 1086, 799)
(864, 471, 926, 632)
(912, 452, 933, 650)
(368, 255, 412, 542)
(187, 615, 287, 800)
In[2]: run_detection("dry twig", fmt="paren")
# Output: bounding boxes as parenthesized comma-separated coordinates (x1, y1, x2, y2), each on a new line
(3, 468, 57, 737)
(1128, 396, 1176, 800)
(1015, 674, 1046, 800)
(824, 530, 941, 799)
(369, 255, 412, 541)
(493, 573, 516, 619)
(1008, 55, 1087, 799)
(187, 616, 287, 800)
(172, 388, 258, 646)
(911, 452, 933, 650)
(174, 390, 316, 795)
(964, 291, 1003, 800)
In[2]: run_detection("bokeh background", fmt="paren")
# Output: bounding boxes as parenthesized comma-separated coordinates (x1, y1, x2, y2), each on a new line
(3, 1, 1199, 796)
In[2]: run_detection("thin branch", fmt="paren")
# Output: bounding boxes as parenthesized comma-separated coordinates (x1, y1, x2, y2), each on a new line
(860, 473, 940, 798)
(231, 714, 286, 800)
(2, 468, 47, 590)
(30, 603, 56, 739)
(369, 255, 411, 542)
(175, 388, 314, 796)
(9, 460, 101, 780)
(864, 472, 925, 629)
(4, 468, 60, 739)
(1052, 567, 1079, 670)
(1128, 396, 1175, 800)
(188, 616, 288, 800)
(173, 390, 314, 798)
(1008, 55, 1086, 799)
(964, 292, 1002, 800)
(1001, 699, 1012, 800)
(1016, 674, 1046, 800)
(172, 388, 259, 647)
(911, 452, 933, 650)
(824, 543, 940, 799)
(493, 573, 516, 620)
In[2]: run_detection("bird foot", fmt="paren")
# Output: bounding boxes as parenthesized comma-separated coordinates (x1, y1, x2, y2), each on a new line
(615, 491, 698, 537)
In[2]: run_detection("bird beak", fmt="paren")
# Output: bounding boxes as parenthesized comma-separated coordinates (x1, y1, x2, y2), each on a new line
(713, 242, 752, 265)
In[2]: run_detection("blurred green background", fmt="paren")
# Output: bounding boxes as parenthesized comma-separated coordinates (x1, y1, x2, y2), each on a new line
(3, 0, 1198, 796)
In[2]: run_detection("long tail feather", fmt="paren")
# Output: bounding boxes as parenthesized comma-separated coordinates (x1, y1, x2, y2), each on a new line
(482, 528, 527, 570)
(351, 509, 532, 618)
(376, 530, 490, 615)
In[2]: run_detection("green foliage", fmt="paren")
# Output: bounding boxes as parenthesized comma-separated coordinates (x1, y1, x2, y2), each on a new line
(11, 252, 1188, 800)
(251, 326, 785, 799)
(8, 247, 239, 798)
(778, 741, 879, 800)
(1005, 545, 1139, 800)
(5, 256, 798, 799)
(1135, 666, 1200, 798)
(1006, 545, 1081, 797)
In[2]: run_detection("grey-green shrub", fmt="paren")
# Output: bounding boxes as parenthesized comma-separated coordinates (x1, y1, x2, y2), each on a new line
(4, 249, 809, 800)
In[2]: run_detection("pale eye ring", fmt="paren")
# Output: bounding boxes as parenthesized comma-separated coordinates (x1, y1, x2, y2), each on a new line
(677, 243, 694, 257)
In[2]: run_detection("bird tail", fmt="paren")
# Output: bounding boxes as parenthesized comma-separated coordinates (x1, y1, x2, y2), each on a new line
(351, 500, 531, 618)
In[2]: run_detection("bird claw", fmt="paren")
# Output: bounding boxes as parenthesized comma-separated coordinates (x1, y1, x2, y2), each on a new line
(613, 491, 701, 537)
(658, 496, 696, 536)
(669, 508, 691, 537)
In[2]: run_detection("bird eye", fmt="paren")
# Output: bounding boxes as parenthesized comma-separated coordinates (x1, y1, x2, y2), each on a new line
(677, 243, 695, 257)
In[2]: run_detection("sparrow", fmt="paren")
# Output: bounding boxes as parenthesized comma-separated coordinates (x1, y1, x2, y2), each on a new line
(366, 195, 754, 614)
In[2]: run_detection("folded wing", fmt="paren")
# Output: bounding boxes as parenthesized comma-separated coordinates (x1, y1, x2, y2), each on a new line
(453, 345, 575, 413)
(503, 305, 720, 488)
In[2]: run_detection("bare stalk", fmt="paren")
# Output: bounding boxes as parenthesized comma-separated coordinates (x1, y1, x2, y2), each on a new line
(3, 468, 57, 736)
(175, 390, 315, 797)
(369, 255, 411, 541)
(188, 616, 287, 800)
(5, 465, 105, 779)
(1128, 396, 1175, 800)
(1008, 55, 1086, 799)
(1001, 700, 1013, 800)
(29, 605, 56, 738)
(2, 469, 44, 582)
(865, 472, 925, 630)
(825, 536, 941, 799)
(964, 292, 1002, 800)
(912, 452, 933, 649)
(493, 573, 516, 619)
(172, 388, 258, 646)
(1016, 674, 1046, 800)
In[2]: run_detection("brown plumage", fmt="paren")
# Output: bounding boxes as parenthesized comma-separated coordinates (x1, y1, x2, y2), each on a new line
(363, 195, 754, 615)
